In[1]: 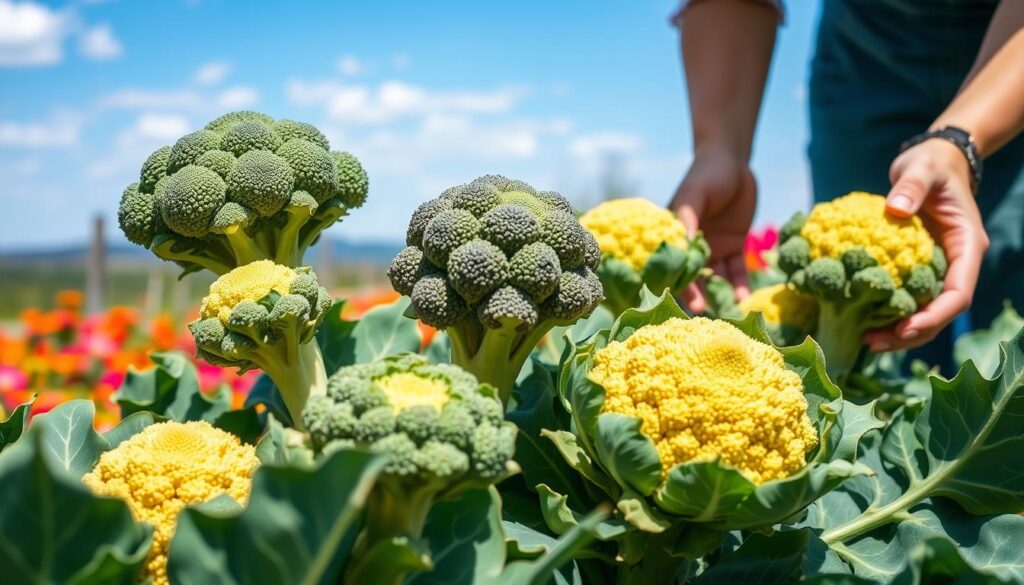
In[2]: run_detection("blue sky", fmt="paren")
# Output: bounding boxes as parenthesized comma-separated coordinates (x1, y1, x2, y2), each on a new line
(0, 0, 820, 250)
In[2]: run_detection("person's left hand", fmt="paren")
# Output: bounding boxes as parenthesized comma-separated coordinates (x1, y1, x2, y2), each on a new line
(863, 138, 989, 352)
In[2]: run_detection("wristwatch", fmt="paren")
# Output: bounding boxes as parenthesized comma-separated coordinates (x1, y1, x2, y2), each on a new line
(899, 126, 983, 192)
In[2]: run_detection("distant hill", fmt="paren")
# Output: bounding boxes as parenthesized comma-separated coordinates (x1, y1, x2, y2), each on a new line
(0, 237, 404, 267)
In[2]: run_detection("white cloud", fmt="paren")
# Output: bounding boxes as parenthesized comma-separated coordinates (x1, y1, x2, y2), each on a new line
(569, 132, 643, 160)
(215, 86, 260, 109)
(97, 86, 259, 111)
(88, 112, 191, 179)
(78, 23, 121, 60)
(98, 88, 203, 110)
(194, 61, 230, 85)
(337, 55, 363, 76)
(0, 110, 82, 148)
(287, 79, 527, 125)
(0, 0, 69, 66)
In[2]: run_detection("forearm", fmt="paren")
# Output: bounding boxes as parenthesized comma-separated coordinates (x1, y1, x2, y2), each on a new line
(679, 0, 778, 161)
(933, 2, 1024, 157)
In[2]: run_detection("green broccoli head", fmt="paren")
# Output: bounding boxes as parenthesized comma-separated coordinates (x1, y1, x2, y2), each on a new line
(116, 111, 369, 276)
(386, 175, 603, 401)
(777, 192, 945, 386)
(188, 260, 331, 427)
(301, 354, 516, 542)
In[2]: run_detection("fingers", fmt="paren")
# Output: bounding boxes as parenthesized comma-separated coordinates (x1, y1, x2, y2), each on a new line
(672, 179, 705, 235)
(681, 283, 706, 315)
(886, 159, 936, 218)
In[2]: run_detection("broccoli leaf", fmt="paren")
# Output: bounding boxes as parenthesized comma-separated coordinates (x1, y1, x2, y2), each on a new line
(0, 397, 33, 454)
(167, 448, 386, 585)
(113, 351, 232, 423)
(954, 302, 1023, 377)
(0, 421, 152, 585)
(407, 488, 506, 585)
(317, 298, 422, 375)
(28, 399, 109, 477)
(804, 332, 1024, 579)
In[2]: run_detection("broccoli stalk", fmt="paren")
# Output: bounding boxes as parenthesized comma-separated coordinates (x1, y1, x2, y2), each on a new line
(388, 176, 603, 403)
(301, 355, 517, 584)
(117, 111, 368, 277)
(189, 261, 333, 428)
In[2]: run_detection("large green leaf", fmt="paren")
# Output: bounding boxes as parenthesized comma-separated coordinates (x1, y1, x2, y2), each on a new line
(113, 351, 232, 422)
(407, 488, 506, 585)
(0, 424, 151, 584)
(29, 400, 109, 477)
(0, 397, 33, 453)
(317, 298, 422, 376)
(811, 330, 1024, 557)
(167, 448, 386, 585)
(954, 302, 1023, 377)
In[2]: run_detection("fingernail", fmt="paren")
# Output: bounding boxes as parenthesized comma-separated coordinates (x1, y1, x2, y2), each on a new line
(901, 329, 920, 340)
(889, 194, 912, 211)
(871, 342, 891, 352)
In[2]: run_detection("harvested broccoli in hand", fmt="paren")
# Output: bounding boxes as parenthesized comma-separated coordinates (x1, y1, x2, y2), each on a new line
(301, 354, 516, 583)
(188, 260, 332, 427)
(387, 175, 603, 402)
(778, 192, 946, 385)
(117, 111, 368, 276)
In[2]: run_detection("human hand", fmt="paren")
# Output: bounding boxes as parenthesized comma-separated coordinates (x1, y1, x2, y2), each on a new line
(669, 147, 756, 313)
(863, 138, 989, 352)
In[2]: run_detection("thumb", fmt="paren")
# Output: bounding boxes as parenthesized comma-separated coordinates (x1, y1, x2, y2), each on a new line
(886, 162, 935, 219)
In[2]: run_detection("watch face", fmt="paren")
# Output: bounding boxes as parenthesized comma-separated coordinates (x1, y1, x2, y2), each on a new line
(943, 126, 971, 143)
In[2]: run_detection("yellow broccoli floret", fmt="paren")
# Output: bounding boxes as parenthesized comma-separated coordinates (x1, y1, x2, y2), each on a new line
(580, 198, 689, 271)
(738, 284, 819, 333)
(374, 372, 451, 412)
(200, 260, 297, 323)
(799, 192, 934, 287)
(590, 317, 818, 484)
(82, 421, 259, 585)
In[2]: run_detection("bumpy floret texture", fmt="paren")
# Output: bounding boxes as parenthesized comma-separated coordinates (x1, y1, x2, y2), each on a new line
(798, 192, 934, 287)
(82, 421, 258, 585)
(201, 260, 297, 323)
(116, 111, 368, 273)
(389, 175, 602, 329)
(738, 284, 819, 333)
(302, 355, 515, 485)
(590, 317, 818, 484)
(189, 261, 331, 377)
(580, 197, 689, 270)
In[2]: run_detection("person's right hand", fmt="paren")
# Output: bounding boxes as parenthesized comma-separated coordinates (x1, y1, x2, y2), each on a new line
(669, 147, 757, 313)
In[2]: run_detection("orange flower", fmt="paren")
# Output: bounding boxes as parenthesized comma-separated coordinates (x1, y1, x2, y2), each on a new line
(149, 314, 179, 351)
(55, 289, 85, 311)
(0, 336, 27, 366)
(341, 289, 400, 319)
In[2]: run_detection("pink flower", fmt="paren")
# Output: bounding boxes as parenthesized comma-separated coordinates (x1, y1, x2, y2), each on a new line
(745, 225, 779, 271)
(0, 366, 29, 392)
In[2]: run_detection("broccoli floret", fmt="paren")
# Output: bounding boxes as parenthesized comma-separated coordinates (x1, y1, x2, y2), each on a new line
(116, 111, 368, 276)
(388, 177, 603, 402)
(300, 354, 516, 581)
(778, 193, 944, 387)
(188, 261, 331, 427)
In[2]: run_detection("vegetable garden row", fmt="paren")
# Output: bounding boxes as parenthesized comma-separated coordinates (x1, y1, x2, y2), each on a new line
(3, 111, 1023, 585)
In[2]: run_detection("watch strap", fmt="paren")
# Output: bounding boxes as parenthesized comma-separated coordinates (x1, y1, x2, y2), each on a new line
(899, 126, 983, 191)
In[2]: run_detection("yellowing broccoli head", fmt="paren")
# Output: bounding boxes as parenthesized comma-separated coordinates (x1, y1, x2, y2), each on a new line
(374, 371, 452, 412)
(580, 197, 689, 271)
(738, 283, 818, 332)
(200, 260, 297, 323)
(82, 421, 259, 585)
(590, 317, 818, 484)
(799, 192, 934, 287)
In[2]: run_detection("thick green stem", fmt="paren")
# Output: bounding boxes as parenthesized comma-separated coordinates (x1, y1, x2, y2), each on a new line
(346, 483, 439, 585)
(815, 301, 872, 388)
(223, 227, 270, 266)
(274, 206, 315, 267)
(614, 528, 687, 585)
(457, 326, 521, 404)
(297, 205, 347, 257)
(152, 241, 233, 275)
(257, 341, 327, 430)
